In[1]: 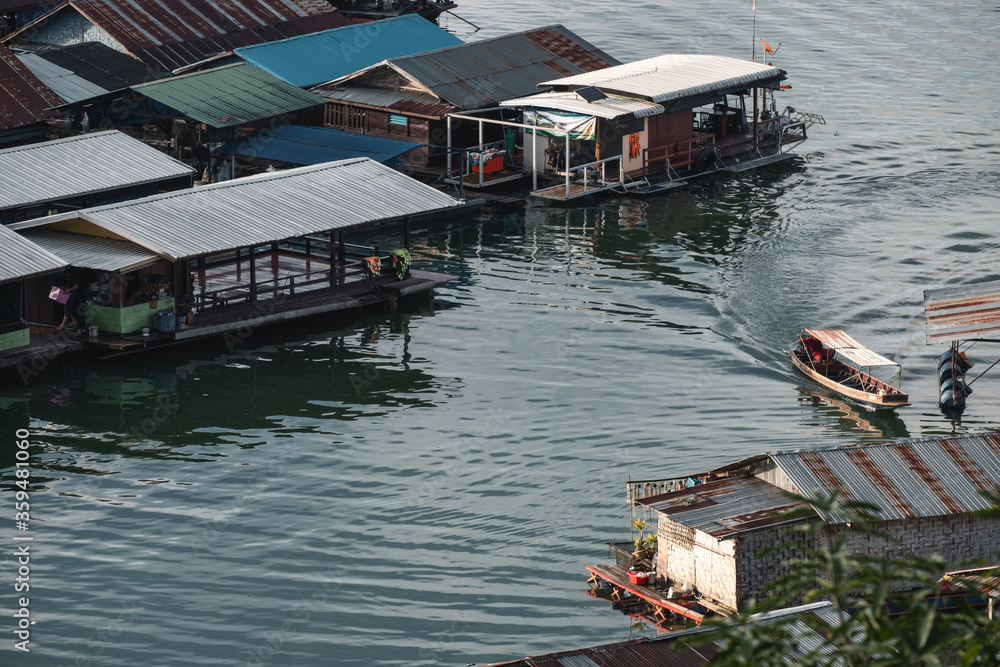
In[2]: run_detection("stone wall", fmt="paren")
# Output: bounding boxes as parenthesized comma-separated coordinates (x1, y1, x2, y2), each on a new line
(656, 515, 739, 610)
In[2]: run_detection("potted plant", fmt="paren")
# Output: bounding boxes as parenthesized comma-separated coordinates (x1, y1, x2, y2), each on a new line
(631, 518, 657, 561)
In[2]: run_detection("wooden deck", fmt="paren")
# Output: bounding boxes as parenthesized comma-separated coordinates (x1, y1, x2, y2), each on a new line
(586, 563, 731, 625)
(531, 180, 620, 201)
(444, 170, 525, 188)
(0, 328, 85, 375)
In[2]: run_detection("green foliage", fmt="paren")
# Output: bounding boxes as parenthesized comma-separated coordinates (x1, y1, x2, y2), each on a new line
(699, 486, 1000, 667)
(632, 518, 657, 551)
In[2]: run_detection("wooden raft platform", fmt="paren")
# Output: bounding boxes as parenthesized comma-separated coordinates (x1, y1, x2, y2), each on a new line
(587, 564, 728, 625)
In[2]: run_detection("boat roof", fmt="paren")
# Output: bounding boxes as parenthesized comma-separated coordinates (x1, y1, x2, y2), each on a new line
(805, 329, 899, 368)
(499, 90, 665, 119)
(536, 54, 785, 105)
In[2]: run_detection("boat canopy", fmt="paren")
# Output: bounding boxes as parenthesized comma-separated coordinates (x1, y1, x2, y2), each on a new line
(805, 329, 899, 368)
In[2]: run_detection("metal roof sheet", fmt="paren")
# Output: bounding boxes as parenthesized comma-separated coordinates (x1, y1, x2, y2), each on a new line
(312, 85, 451, 117)
(11, 158, 462, 260)
(324, 25, 620, 112)
(131, 64, 325, 128)
(215, 124, 419, 167)
(487, 603, 839, 667)
(20, 229, 161, 272)
(538, 54, 785, 105)
(924, 280, 1000, 343)
(16, 52, 110, 105)
(7, 0, 350, 72)
(0, 130, 195, 212)
(944, 567, 1000, 599)
(500, 90, 664, 120)
(0, 43, 61, 131)
(0, 224, 66, 284)
(23, 42, 162, 98)
(771, 433, 1000, 522)
(638, 477, 805, 539)
(234, 14, 462, 88)
(804, 329, 899, 368)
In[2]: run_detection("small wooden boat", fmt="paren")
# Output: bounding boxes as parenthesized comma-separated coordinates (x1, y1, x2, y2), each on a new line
(791, 329, 909, 410)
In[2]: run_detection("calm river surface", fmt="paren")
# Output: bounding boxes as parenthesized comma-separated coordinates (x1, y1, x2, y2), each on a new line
(3, 1, 1000, 665)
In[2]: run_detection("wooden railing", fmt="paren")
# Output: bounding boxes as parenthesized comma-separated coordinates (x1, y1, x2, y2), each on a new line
(641, 136, 715, 178)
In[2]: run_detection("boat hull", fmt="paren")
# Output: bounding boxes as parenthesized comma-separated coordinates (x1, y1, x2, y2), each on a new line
(791, 351, 909, 410)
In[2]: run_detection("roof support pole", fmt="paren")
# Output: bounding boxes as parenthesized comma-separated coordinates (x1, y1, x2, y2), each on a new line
(330, 230, 336, 287)
(532, 125, 538, 192)
(478, 119, 484, 188)
(565, 129, 570, 199)
(248, 245, 257, 303)
(446, 115, 452, 177)
(338, 231, 346, 285)
(753, 88, 758, 151)
(403, 215, 410, 250)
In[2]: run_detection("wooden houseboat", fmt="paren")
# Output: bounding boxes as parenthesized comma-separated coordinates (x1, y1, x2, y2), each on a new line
(447, 54, 824, 200)
(792, 329, 908, 410)
(0, 158, 479, 383)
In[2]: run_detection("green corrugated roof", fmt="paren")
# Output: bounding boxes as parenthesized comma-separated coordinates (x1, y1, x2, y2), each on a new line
(132, 64, 324, 128)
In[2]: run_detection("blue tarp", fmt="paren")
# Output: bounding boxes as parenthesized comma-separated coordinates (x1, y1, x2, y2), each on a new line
(215, 125, 422, 168)
(234, 15, 463, 88)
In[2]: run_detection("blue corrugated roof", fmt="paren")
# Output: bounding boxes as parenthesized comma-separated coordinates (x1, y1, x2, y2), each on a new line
(215, 125, 421, 168)
(234, 15, 463, 89)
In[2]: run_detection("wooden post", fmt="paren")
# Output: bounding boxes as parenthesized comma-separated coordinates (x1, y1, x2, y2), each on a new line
(403, 215, 410, 249)
(248, 245, 257, 302)
(329, 230, 336, 287)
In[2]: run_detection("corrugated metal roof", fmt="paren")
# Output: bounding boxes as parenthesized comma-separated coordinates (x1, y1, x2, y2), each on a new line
(539, 54, 785, 105)
(486, 602, 839, 667)
(804, 329, 899, 368)
(11, 158, 462, 260)
(20, 229, 161, 272)
(0, 130, 195, 212)
(944, 567, 1000, 599)
(18, 42, 162, 104)
(500, 90, 664, 120)
(16, 52, 110, 105)
(0, 224, 66, 284)
(0, 43, 61, 131)
(322, 25, 620, 112)
(638, 477, 805, 539)
(215, 124, 419, 167)
(234, 14, 462, 88)
(7, 0, 350, 72)
(924, 280, 1000, 343)
(771, 433, 1000, 522)
(131, 64, 325, 128)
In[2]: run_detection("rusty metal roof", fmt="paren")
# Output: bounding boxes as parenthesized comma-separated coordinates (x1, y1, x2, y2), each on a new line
(924, 280, 1000, 344)
(638, 476, 806, 539)
(0, 43, 61, 132)
(804, 329, 899, 368)
(319, 25, 620, 113)
(6, 0, 350, 72)
(771, 433, 1000, 522)
(944, 566, 1000, 599)
(484, 602, 841, 667)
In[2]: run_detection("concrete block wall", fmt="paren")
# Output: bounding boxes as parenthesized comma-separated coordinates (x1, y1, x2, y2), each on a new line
(656, 515, 739, 610)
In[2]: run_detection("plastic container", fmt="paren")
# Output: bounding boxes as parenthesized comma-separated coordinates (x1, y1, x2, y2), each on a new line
(88, 325, 99, 338)
(628, 570, 649, 586)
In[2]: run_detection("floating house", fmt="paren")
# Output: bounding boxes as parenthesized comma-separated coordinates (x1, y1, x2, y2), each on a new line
(451, 54, 820, 200)
(3, 0, 350, 71)
(617, 433, 1000, 612)
(0, 130, 195, 224)
(0, 42, 60, 146)
(310, 25, 619, 154)
(16, 42, 161, 106)
(0, 224, 72, 362)
(2, 157, 477, 378)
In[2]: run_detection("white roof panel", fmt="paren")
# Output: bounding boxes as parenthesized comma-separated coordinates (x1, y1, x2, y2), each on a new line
(500, 91, 664, 119)
(0, 131, 195, 212)
(539, 54, 784, 104)
(0, 225, 66, 284)
(11, 158, 462, 261)
(20, 229, 161, 272)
